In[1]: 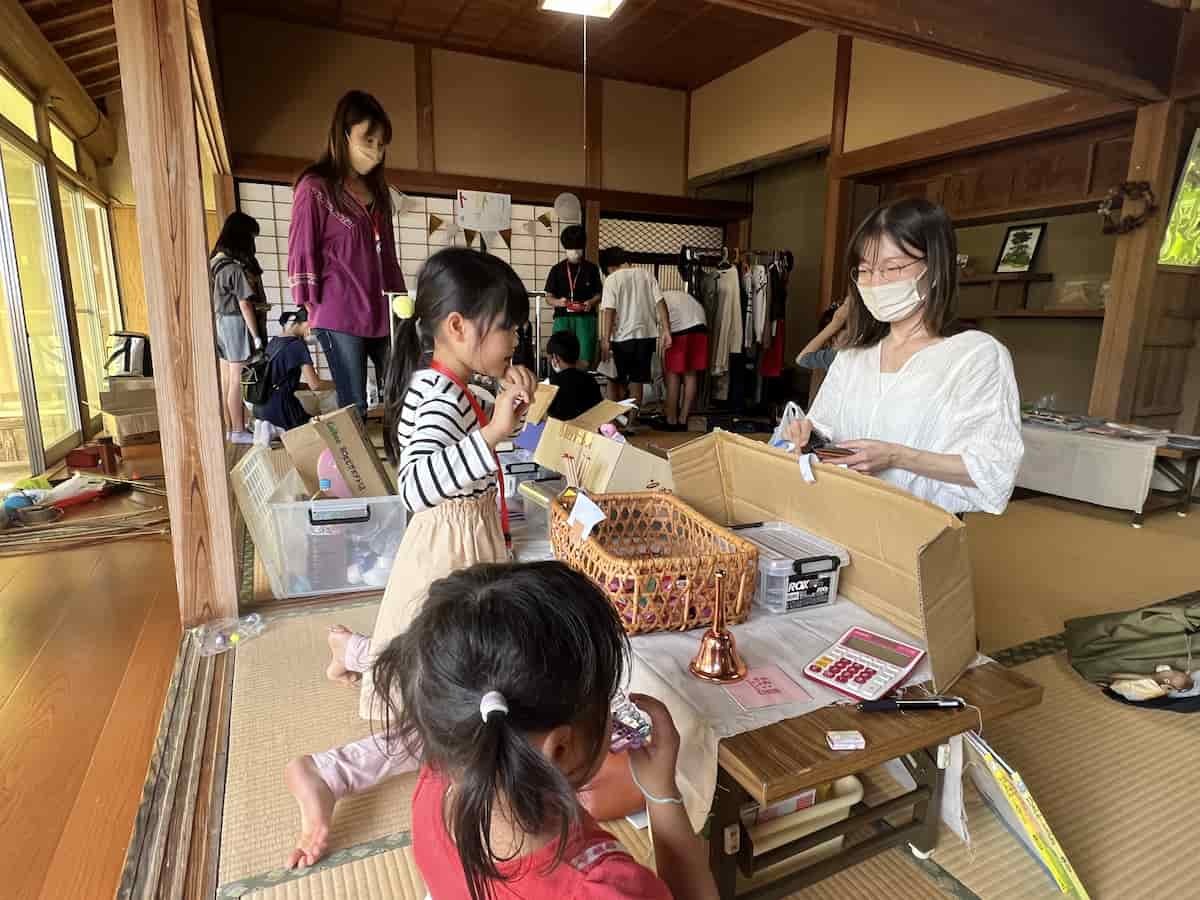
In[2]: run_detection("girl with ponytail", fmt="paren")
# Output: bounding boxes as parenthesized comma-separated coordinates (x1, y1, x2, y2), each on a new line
(378, 561, 717, 900)
(284, 247, 537, 869)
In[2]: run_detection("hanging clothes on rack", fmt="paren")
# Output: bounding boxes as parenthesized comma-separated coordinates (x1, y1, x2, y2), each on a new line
(759, 254, 792, 379)
(712, 265, 743, 377)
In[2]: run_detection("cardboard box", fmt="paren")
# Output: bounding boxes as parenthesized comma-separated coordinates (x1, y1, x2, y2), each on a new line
(104, 376, 155, 394)
(534, 418, 674, 494)
(281, 405, 395, 498)
(99, 389, 157, 412)
(101, 408, 159, 445)
(667, 431, 975, 691)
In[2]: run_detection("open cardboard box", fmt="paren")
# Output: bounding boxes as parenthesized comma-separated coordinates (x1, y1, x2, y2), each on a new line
(281, 405, 395, 498)
(668, 431, 975, 691)
(534, 418, 674, 493)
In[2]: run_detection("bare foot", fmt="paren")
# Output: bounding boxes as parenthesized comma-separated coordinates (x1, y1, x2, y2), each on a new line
(326, 625, 361, 686)
(285, 755, 336, 869)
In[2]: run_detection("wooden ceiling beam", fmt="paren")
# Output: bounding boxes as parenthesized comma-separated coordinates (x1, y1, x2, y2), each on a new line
(27, 0, 110, 26)
(438, 0, 470, 41)
(41, 7, 115, 45)
(82, 73, 121, 97)
(75, 54, 119, 81)
(706, 0, 1179, 102)
(54, 30, 119, 62)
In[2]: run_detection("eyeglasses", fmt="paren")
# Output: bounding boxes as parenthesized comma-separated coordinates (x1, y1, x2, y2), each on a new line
(849, 258, 926, 284)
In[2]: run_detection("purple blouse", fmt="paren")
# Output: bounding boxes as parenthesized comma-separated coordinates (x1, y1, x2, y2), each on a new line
(287, 174, 406, 338)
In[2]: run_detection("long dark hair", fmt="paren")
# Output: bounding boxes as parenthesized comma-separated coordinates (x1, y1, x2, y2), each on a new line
(211, 211, 261, 274)
(383, 248, 529, 464)
(372, 561, 628, 900)
(298, 90, 393, 219)
(843, 198, 960, 348)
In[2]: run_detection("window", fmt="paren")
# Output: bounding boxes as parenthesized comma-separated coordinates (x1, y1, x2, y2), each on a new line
(49, 121, 76, 171)
(0, 73, 36, 142)
(0, 136, 79, 464)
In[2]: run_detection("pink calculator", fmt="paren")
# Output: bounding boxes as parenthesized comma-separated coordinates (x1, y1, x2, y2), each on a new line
(804, 627, 925, 701)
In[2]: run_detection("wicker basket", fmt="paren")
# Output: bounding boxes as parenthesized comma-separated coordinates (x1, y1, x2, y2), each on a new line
(550, 491, 758, 635)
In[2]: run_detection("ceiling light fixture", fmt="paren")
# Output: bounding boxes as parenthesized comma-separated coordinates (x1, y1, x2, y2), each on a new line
(539, 0, 625, 18)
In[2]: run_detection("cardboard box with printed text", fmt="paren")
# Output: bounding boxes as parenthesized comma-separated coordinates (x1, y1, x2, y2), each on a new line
(281, 405, 395, 498)
(668, 431, 976, 691)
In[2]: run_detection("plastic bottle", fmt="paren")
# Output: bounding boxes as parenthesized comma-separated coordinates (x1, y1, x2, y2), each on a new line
(196, 613, 266, 656)
(310, 477, 333, 502)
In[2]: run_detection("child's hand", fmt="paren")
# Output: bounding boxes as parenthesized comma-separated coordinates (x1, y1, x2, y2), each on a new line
(482, 367, 535, 447)
(627, 694, 681, 801)
(503, 365, 537, 401)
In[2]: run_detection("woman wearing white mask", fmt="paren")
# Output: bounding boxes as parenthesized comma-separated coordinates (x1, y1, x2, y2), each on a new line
(288, 90, 406, 417)
(786, 199, 1023, 515)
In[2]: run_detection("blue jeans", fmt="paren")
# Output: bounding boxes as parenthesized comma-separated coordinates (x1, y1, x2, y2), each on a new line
(313, 329, 390, 418)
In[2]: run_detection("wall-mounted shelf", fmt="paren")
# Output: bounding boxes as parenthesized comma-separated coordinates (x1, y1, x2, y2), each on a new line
(960, 273, 1054, 285)
(966, 308, 1105, 320)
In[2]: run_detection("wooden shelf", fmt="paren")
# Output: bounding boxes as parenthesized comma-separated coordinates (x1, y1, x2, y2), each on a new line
(969, 308, 1105, 319)
(960, 273, 1055, 285)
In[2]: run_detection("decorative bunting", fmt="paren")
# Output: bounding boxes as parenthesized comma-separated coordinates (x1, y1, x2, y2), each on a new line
(537, 212, 553, 231)
(427, 213, 444, 236)
(464, 228, 478, 247)
(498, 229, 513, 248)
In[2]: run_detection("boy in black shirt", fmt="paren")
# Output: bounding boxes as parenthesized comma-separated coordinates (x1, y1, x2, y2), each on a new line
(544, 225, 603, 368)
(545, 331, 603, 422)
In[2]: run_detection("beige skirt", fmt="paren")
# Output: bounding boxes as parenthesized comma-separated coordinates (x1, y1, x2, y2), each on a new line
(358, 489, 507, 720)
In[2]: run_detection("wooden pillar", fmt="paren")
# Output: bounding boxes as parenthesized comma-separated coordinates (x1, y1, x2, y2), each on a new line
(113, 0, 238, 624)
(586, 74, 603, 189)
(34, 98, 92, 439)
(724, 218, 750, 251)
(1089, 100, 1187, 421)
(415, 45, 436, 172)
(682, 90, 692, 196)
(818, 35, 854, 317)
(217, 173, 236, 222)
(586, 198, 601, 262)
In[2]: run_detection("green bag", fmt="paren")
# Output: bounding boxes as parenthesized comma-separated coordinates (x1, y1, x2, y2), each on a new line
(1064, 593, 1200, 683)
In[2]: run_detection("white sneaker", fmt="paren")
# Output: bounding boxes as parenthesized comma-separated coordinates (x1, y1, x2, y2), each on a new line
(228, 431, 254, 445)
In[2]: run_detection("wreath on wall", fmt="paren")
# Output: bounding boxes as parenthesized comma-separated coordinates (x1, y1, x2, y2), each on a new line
(1099, 181, 1158, 235)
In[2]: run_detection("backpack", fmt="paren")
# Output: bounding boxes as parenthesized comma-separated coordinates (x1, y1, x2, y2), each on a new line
(241, 341, 284, 406)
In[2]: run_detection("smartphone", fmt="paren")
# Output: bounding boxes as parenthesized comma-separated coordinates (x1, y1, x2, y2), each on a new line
(813, 446, 855, 461)
(610, 692, 652, 753)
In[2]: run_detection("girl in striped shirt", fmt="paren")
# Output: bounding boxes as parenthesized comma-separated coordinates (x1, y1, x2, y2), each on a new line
(284, 247, 536, 869)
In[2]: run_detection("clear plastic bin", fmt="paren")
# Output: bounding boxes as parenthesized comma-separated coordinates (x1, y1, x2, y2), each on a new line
(735, 521, 850, 614)
(267, 470, 407, 598)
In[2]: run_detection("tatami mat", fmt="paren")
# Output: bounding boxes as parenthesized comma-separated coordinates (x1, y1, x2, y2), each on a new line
(933, 652, 1200, 900)
(219, 604, 419, 889)
(966, 497, 1200, 651)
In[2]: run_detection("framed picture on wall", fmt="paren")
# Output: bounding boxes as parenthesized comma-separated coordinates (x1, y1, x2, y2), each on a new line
(995, 223, 1046, 274)
(1158, 128, 1200, 271)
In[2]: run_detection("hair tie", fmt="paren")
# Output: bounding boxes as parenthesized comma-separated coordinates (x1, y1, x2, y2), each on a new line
(479, 690, 508, 723)
(391, 293, 415, 320)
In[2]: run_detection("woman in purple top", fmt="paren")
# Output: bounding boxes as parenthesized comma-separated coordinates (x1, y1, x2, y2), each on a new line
(288, 90, 406, 416)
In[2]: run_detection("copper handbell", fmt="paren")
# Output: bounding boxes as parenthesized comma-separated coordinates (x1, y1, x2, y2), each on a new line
(689, 570, 748, 684)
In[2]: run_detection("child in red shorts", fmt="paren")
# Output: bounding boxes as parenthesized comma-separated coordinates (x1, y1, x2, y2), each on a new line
(661, 290, 709, 431)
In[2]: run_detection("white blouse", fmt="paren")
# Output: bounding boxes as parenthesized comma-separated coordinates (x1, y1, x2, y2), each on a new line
(808, 330, 1024, 515)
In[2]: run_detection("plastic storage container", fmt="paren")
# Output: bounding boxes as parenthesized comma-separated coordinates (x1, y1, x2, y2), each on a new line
(735, 521, 850, 614)
(267, 469, 407, 598)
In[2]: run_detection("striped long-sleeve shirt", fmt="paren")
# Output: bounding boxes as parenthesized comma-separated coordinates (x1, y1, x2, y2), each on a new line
(397, 370, 500, 514)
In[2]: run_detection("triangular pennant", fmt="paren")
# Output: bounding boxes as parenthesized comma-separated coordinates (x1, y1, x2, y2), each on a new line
(499, 229, 513, 248)
(464, 228, 478, 247)
(537, 212, 553, 230)
(427, 213, 444, 236)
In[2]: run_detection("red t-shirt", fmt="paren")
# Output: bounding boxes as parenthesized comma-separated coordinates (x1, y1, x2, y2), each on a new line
(412, 766, 672, 899)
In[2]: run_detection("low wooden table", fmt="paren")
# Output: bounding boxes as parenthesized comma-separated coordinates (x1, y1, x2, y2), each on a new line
(1135, 444, 1200, 526)
(708, 663, 1043, 899)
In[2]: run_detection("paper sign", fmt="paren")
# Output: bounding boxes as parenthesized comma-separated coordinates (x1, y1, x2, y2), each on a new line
(515, 421, 546, 452)
(525, 383, 559, 425)
(455, 189, 512, 232)
(724, 665, 812, 711)
(533, 419, 674, 494)
(567, 492, 607, 540)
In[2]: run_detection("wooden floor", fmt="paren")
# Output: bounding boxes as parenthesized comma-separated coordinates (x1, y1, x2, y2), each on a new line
(0, 451, 183, 900)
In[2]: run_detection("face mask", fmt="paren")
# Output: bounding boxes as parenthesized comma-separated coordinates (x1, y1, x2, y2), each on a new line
(857, 271, 927, 323)
(346, 138, 383, 175)
(566, 250, 583, 263)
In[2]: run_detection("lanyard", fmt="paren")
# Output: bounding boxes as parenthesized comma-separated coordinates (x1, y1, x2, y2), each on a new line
(347, 189, 382, 259)
(566, 262, 578, 301)
(428, 361, 511, 546)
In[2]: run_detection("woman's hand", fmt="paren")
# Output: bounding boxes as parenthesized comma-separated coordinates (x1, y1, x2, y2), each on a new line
(832, 302, 850, 328)
(837, 439, 905, 474)
(627, 694, 681, 801)
(783, 417, 814, 452)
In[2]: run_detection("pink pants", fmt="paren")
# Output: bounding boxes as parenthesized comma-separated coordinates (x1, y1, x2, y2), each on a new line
(311, 633, 418, 799)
